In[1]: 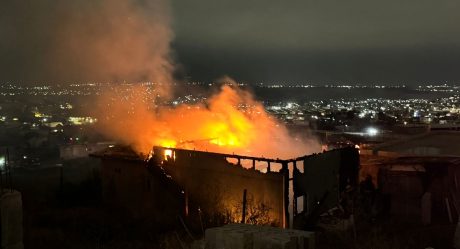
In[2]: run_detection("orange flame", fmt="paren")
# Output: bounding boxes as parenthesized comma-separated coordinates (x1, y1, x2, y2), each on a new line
(94, 80, 320, 159)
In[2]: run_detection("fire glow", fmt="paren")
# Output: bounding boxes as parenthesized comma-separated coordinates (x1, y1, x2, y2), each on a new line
(94, 81, 320, 159)
(61, 0, 320, 159)
(163, 149, 175, 161)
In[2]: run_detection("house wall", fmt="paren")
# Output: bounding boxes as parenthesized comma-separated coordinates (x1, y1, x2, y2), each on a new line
(155, 149, 285, 227)
(99, 157, 184, 226)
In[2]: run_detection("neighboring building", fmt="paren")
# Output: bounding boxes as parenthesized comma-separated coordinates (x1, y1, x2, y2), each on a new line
(369, 131, 460, 157)
(361, 155, 460, 224)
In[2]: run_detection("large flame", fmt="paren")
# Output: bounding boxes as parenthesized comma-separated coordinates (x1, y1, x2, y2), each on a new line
(93, 80, 320, 159)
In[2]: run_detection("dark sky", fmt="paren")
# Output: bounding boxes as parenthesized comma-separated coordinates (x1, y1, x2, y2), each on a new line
(172, 0, 460, 84)
(1, 0, 459, 85)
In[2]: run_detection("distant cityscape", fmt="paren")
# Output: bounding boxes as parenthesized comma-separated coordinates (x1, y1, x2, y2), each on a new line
(1, 81, 459, 169)
(1, 82, 459, 128)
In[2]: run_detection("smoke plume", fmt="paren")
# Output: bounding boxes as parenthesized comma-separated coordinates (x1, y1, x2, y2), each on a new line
(7, 0, 320, 158)
(54, 0, 173, 93)
(0, 0, 173, 94)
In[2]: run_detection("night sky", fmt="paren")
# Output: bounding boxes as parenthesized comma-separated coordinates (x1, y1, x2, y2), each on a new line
(1, 0, 460, 85)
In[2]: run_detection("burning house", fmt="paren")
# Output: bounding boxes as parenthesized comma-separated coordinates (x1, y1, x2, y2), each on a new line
(152, 146, 287, 227)
(93, 145, 360, 230)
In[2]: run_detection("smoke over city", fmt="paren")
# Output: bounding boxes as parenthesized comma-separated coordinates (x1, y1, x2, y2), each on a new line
(0, 0, 321, 157)
(0, 0, 174, 93)
(64, 0, 319, 158)
(32, 0, 316, 158)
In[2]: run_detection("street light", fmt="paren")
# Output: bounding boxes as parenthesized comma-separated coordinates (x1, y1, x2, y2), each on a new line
(366, 127, 379, 136)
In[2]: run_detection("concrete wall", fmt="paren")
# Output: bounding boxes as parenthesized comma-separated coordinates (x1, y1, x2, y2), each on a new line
(156, 149, 285, 227)
(99, 157, 184, 226)
(380, 169, 424, 221)
(294, 147, 360, 215)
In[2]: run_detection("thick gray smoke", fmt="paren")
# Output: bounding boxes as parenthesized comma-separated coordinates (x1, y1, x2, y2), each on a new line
(0, 0, 173, 90)
(1, 0, 322, 158)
